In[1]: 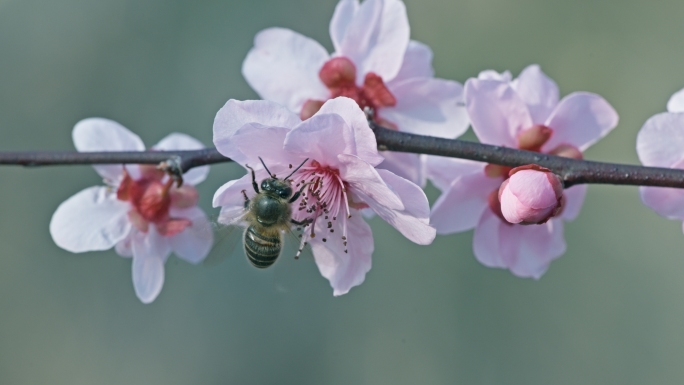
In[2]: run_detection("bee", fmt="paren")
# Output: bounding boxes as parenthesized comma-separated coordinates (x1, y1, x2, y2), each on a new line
(240, 157, 311, 268)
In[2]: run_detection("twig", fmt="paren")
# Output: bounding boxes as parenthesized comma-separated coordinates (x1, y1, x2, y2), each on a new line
(0, 124, 681, 189)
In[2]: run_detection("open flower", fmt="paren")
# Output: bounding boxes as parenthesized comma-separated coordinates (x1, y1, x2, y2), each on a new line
(213, 97, 435, 295)
(50, 119, 213, 303)
(241, 0, 469, 185)
(637, 87, 684, 223)
(426, 65, 618, 278)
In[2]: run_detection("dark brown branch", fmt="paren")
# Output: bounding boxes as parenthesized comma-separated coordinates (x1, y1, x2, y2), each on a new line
(0, 124, 682, 189)
(370, 124, 684, 188)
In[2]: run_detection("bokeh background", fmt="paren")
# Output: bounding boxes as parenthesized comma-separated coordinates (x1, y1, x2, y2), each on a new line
(1, 0, 683, 383)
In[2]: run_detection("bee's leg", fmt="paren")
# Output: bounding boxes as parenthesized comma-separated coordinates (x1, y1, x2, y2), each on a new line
(289, 182, 312, 203)
(291, 218, 313, 227)
(245, 164, 259, 193)
(241, 189, 250, 209)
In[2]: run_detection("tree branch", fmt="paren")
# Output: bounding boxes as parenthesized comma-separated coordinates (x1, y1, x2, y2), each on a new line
(0, 124, 682, 189)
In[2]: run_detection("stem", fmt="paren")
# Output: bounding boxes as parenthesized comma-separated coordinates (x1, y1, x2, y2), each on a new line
(0, 125, 682, 189)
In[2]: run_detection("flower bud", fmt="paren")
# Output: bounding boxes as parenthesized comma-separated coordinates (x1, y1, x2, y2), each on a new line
(498, 165, 564, 225)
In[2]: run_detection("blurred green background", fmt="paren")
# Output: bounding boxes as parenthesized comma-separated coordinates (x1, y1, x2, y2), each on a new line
(1, 0, 683, 384)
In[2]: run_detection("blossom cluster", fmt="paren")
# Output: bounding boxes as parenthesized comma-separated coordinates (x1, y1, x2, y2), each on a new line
(47, 0, 684, 303)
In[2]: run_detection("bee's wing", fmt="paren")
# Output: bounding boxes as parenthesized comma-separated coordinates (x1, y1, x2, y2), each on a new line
(200, 208, 248, 267)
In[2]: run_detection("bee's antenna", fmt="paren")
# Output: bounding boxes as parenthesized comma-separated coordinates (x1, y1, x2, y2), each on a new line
(258, 156, 276, 179)
(284, 158, 309, 180)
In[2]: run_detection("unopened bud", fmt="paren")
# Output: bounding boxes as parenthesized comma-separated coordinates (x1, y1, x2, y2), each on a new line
(319, 57, 357, 88)
(548, 143, 583, 160)
(517, 125, 553, 151)
(300, 99, 325, 120)
(498, 164, 564, 225)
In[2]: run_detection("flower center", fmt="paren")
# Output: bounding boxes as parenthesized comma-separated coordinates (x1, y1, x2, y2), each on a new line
(290, 159, 365, 254)
(300, 57, 398, 129)
(116, 165, 198, 236)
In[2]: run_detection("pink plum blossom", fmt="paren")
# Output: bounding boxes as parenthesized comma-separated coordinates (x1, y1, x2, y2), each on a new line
(426, 65, 618, 278)
(637, 87, 684, 224)
(499, 165, 564, 225)
(241, 0, 469, 185)
(213, 97, 435, 295)
(50, 119, 213, 303)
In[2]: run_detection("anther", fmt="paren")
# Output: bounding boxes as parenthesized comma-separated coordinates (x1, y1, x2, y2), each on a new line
(322, 238, 327, 242)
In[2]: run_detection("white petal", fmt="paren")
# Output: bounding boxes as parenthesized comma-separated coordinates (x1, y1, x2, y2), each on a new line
(50, 186, 131, 253)
(242, 28, 330, 112)
(153, 133, 209, 185)
(389, 40, 434, 81)
(636, 112, 684, 168)
(309, 213, 374, 296)
(330, 0, 359, 53)
(511, 64, 559, 124)
(170, 207, 214, 264)
(213, 174, 253, 208)
(314, 97, 384, 166)
(213, 99, 300, 163)
(464, 78, 532, 146)
(424, 156, 484, 191)
(131, 227, 171, 304)
(369, 169, 436, 245)
(667, 87, 684, 113)
(382, 77, 469, 138)
(543, 92, 619, 152)
(335, 0, 410, 83)
(377, 151, 425, 187)
(73, 118, 145, 182)
(338, 154, 404, 211)
(430, 172, 499, 234)
(561, 184, 587, 221)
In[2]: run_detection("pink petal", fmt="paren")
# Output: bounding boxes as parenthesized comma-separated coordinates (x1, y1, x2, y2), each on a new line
(377, 151, 425, 187)
(242, 28, 330, 112)
(382, 77, 468, 138)
(285, 113, 355, 165)
(511, 64, 559, 124)
(153, 133, 209, 185)
(636, 112, 684, 168)
(471, 210, 506, 268)
(430, 172, 500, 234)
(464, 78, 532, 146)
(115, 233, 133, 257)
(334, 0, 410, 83)
(131, 227, 171, 304)
(543, 92, 619, 152)
(338, 153, 404, 211)
(561, 184, 587, 221)
(330, 0, 359, 53)
(389, 40, 434, 82)
(213, 99, 300, 161)
(72, 118, 145, 182)
(213, 174, 253, 208)
(424, 155, 486, 191)
(477, 69, 512, 82)
(309, 212, 373, 296)
(640, 186, 684, 220)
(507, 169, 561, 209)
(370, 169, 436, 244)
(228, 124, 292, 168)
(169, 207, 213, 264)
(473, 211, 566, 278)
(50, 186, 132, 253)
(667, 87, 684, 113)
(314, 97, 384, 166)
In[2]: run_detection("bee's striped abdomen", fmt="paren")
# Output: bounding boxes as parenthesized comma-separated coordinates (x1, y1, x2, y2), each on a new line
(244, 225, 281, 268)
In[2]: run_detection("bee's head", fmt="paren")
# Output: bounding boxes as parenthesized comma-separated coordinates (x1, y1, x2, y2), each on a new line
(261, 177, 292, 199)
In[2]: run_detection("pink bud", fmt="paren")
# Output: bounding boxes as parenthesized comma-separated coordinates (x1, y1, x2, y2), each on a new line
(498, 165, 564, 225)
